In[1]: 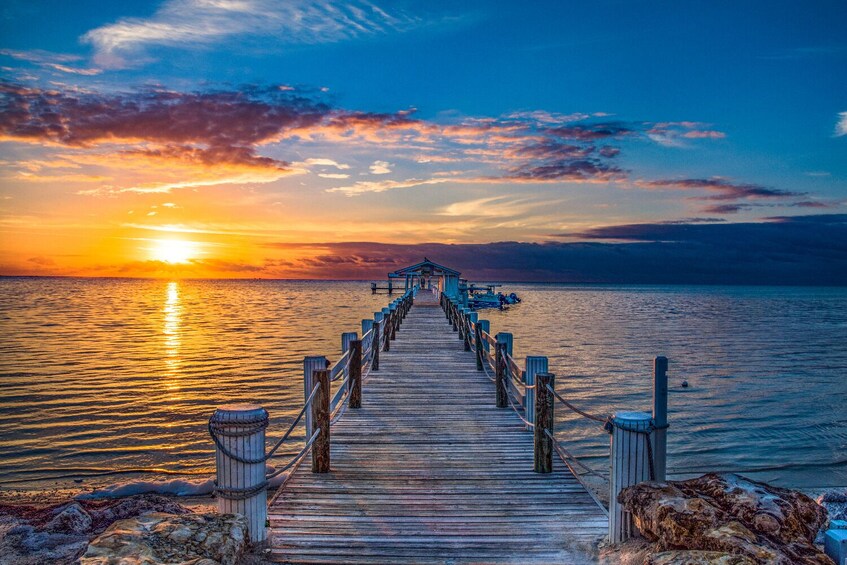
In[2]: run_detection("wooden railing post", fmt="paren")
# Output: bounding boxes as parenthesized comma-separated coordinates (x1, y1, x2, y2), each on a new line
(653, 356, 669, 482)
(466, 311, 477, 352)
(495, 333, 511, 408)
(210, 404, 268, 542)
(350, 340, 362, 409)
(458, 308, 468, 346)
(361, 319, 373, 340)
(372, 316, 382, 371)
(380, 308, 391, 351)
(609, 411, 652, 543)
(389, 303, 398, 339)
(534, 372, 555, 473)
(525, 356, 548, 426)
(474, 318, 484, 370)
(303, 356, 327, 437)
(311, 368, 330, 473)
(452, 300, 459, 332)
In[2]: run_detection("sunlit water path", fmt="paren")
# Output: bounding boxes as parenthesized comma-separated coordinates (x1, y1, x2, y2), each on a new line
(1, 278, 845, 494)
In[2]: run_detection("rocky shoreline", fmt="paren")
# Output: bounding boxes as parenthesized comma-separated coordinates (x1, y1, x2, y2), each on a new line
(1, 476, 844, 564)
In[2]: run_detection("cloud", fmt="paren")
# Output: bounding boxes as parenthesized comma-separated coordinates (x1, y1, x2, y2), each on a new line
(252, 215, 847, 284)
(836, 112, 847, 137)
(636, 177, 804, 213)
(0, 49, 101, 76)
(326, 177, 449, 196)
(303, 158, 349, 169)
(369, 160, 392, 174)
(82, 0, 416, 69)
(647, 122, 727, 147)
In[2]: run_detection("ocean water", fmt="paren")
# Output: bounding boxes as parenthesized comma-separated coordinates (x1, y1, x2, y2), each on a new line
(0, 278, 845, 495)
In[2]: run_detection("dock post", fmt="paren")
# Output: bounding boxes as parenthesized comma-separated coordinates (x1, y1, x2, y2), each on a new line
(525, 356, 548, 426)
(342, 332, 357, 381)
(381, 308, 391, 350)
(458, 308, 467, 344)
(609, 411, 653, 543)
(534, 373, 555, 473)
(350, 339, 362, 408)
(361, 319, 373, 342)
(495, 333, 511, 408)
(372, 320, 381, 370)
(653, 356, 668, 482)
(452, 300, 459, 332)
(474, 318, 484, 370)
(311, 369, 330, 473)
(466, 311, 478, 352)
(389, 303, 398, 338)
(371, 282, 376, 294)
(210, 404, 268, 543)
(303, 356, 327, 437)
(500, 332, 513, 356)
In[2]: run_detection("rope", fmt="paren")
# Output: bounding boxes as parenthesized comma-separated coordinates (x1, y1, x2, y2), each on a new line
(266, 381, 320, 459)
(546, 384, 608, 423)
(265, 428, 321, 479)
(506, 388, 534, 428)
(213, 479, 268, 500)
(543, 428, 605, 478)
(603, 416, 657, 481)
(329, 352, 350, 382)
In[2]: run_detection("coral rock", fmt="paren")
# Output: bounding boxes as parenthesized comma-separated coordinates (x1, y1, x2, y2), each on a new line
(81, 512, 247, 565)
(618, 473, 832, 565)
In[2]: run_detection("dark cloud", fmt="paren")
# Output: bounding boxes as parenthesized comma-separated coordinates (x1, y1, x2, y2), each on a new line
(264, 215, 847, 285)
(638, 177, 803, 201)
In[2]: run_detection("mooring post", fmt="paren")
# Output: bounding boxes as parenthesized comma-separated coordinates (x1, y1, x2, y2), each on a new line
(381, 308, 392, 350)
(525, 356, 548, 426)
(389, 303, 398, 339)
(361, 319, 373, 342)
(372, 313, 383, 371)
(466, 311, 478, 352)
(341, 332, 357, 380)
(311, 369, 330, 473)
(609, 411, 653, 543)
(652, 356, 669, 482)
(534, 372, 555, 473)
(452, 300, 459, 332)
(350, 339, 362, 408)
(210, 404, 268, 542)
(303, 356, 327, 437)
(474, 318, 484, 370)
(495, 333, 511, 408)
(458, 307, 467, 344)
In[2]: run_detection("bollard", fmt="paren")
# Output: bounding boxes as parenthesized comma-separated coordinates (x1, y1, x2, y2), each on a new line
(210, 404, 268, 542)
(311, 369, 330, 473)
(525, 356, 548, 426)
(495, 334, 510, 408)
(361, 319, 374, 339)
(609, 411, 653, 543)
(474, 319, 484, 370)
(381, 308, 392, 350)
(452, 301, 459, 332)
(350, 339, 362, 408)
(341, 332, 357, 380)
(534, 373, 555, 473)
(303, 356, 327, 437)
(372, 319, 381, 371)
(466, 311, 478, 353)
(652, 356, 669, 482)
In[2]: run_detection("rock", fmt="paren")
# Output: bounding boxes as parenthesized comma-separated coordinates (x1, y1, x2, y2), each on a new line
(82, 512, 248, 565)
(45, 502, 92, 534)
(619, 473, 832, 565)
(648, 550, 757, 564)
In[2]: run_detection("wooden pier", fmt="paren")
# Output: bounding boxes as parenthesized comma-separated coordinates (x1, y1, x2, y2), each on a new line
(210, 259, 669, 563)
(266, 292, 607, 563)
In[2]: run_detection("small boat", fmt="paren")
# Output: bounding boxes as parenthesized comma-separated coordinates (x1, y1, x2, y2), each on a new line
(468, 284, 521, 310)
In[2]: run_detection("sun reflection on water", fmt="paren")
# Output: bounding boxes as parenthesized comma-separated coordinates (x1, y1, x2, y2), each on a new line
(162, 281, 182, 391)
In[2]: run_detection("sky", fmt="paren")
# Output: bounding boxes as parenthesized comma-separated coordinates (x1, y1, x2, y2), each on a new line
(0, 0, 846, 282)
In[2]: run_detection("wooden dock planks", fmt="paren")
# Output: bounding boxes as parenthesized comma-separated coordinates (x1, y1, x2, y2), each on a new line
(268, 292, 607, 564)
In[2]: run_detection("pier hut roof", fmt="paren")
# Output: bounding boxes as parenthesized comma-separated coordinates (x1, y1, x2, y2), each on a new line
(392, 258, 460, 277)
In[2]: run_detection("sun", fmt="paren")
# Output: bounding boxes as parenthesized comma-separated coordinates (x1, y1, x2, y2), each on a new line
(150, 239, 198, 264)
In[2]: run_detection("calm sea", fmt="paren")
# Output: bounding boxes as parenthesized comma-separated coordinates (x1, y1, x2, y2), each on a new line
(1, 278, 845, 494)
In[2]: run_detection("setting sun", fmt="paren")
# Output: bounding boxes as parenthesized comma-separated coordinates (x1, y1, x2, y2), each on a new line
(150, 239, 199, 264)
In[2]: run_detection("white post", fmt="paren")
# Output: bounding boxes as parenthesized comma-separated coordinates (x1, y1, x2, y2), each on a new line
(342, 332, 357, 380)
(499, 332, 514, 356)
(210, 404, 268, 543)
(478, 320, 491, 353)
(303, 356, 326, 438)
(525, 356, 548, 425)
(653, 356, 668, 482)
(609, 411, 653, 543)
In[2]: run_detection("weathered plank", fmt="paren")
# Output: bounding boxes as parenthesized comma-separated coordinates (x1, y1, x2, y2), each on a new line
(269, 291, 606, 564)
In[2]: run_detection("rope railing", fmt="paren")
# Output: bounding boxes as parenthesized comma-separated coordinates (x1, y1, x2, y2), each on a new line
(440, 291, 670, 544)
(329, 350, 351, 382)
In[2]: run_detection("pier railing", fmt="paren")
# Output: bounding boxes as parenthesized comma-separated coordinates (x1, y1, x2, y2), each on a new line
(208, 286, 417, 542)
(440, 292, 669, 544)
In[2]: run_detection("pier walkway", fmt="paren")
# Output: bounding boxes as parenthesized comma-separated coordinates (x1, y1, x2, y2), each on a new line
(267, 292, 607, 563)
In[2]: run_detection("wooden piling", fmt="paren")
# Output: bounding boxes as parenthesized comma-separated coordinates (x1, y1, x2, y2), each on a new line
(466, 311, 478, 353)
(210, 404, 268, 542)
(341, 332, 357, 380)
(653, 356, 668, 482)
(381, 308, 391, 350)
(525, 356, 548, 426)
(495, 334, 510, 408)
(372, 320, 381, 371)
(534, 373, 555, 473)
(609, 411, 653, 543)
(311, 369, 330, 473)
(349, 340, 362, 409)
(303, 356, 327, 438)
(474, 318, 484, 370)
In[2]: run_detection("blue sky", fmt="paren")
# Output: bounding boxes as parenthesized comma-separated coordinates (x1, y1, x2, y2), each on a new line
(0, 0, 845, 279)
